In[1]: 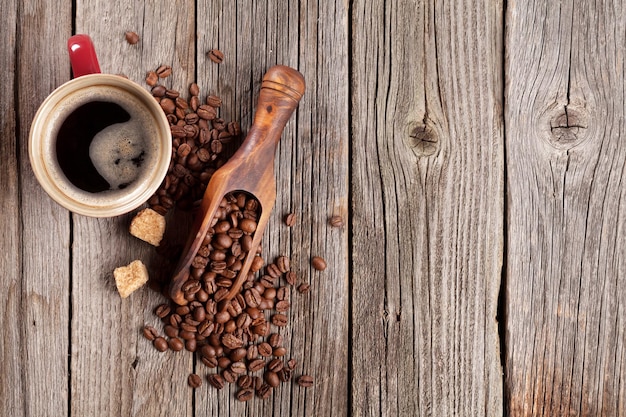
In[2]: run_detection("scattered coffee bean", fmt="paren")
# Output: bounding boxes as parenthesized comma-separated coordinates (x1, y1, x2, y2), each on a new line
(188, 373, 202, 388)
(142, 325, 158, 341)
(145, 71, 158, 87)
(284, 212, 296, 227)
(271, 314, 288, 327)
(297, 283, 311, 294)
(207, 49, 225, 64)
(265, 371, 280, 388)
(273, 347, 287, 357)
(168, 337, 184, 351)
(156, 64, 173, 78)
(125, 31, 139, 45)
(285, 271, 297, 286)
(329, 215, 344, 228)
(256, 383, 272, 399)
(206, 95, 222, 107)
(236, 388, 254, 402)
(276, 256, 290, 273)
(311, 256, 327, 271)
(248, 358, 266, 372)
(286, 358, 297, 370)
(153, 337, 168, 352)
(297, 375, 314, 387)
(207, 374, 225, 389)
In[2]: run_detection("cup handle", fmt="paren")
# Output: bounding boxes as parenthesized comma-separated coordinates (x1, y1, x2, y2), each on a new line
(67, 34, 101, 77)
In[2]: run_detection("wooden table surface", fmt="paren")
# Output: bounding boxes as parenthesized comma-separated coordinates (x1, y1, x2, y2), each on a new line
(3, 0, 626, 416)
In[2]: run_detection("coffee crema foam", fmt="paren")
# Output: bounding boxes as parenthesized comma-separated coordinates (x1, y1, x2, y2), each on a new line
(89, 119, 147, 190)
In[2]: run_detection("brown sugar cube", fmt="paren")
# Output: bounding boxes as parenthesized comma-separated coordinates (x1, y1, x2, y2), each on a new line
(129, 208, 166, 246)
(114, 260, 149, 298)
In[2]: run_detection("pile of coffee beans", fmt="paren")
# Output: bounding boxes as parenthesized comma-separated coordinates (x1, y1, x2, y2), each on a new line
(144, 66, 241, 214)
(138, 65, 317, 401)
(144, 191, 313, 401)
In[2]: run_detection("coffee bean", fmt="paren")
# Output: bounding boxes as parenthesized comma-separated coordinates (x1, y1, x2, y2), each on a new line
(168, 337, 184, 351)
(153, 337, 168, 352)
(188, 82, 200, 96)
(267, 358, 284, 373)
(230, 361, 247, 375)
(202, 356, 218, 368)
(197, 105, 217, 120)
(287, 358, 297, 370)
(256, 383, 272, 399)
(263, 371, 279, 388)
(142, 325, 158, 341)
(285, 271, 297, 286)
(125, 31, 139, 45)
(330, 215, 344, 227)
(258, 342, 273, 357)
(265, 263, 281, 278)
(156, 65, 173, 78)
(237, 375, 253, 389)
(246, 344, 259, 360)
(188, 373, 202, 388)
(248, 358, 265, 372)
(236, 388, 254, 402)
(206, 95, 222, 107)
(222, 369, 237, 383)
(271, 314, 288, 327)
(154, 304, 171, 318)
(160, 98, 176, 114)
(278, 368, 292, 382)
(145, 71, 158, 87)
(222, 333, 244, 349)
(268, 333, 283, 348)
(208, 49, 224, 64)
(239, 218, 257, 234)
(229, 347, 247, 362)
(273, 346, 287, 357)
(251, 256, 265, 272)
(164, 324, 179, 338)
(244, 288, 262, 308)
(207, 374, 225, 389)
(275, 300, 290, 312)
(276, 256, 290, 273)
(284, 212, 296, 227)
(297, 282, 311, 294)
(297, 375, 314, 387)
(185, 339, 197, 352)
(311, 256, 327, 271)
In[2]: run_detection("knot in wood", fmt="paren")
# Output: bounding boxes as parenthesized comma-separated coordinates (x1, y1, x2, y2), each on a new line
(406, 121, 439, 157)
(546, 104, 590, 150)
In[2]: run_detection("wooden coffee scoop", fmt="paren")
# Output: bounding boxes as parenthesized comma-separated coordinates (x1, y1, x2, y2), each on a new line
(169, 65, 305, 306)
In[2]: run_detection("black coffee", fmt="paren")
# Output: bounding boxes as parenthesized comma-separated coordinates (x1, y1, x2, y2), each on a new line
(56, 100, 147, 193)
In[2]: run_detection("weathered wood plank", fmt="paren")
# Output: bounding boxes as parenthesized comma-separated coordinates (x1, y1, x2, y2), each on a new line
(351, 0, 504, 416)
(70, 1, 195, 415)
(1, 0, 23, 415)
(195, 0, 350, 415)
(505, 1, 626, 415)
(13, 1, 73, 416)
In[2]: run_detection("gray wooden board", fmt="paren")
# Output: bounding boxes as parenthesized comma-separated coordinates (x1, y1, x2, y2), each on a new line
(351, 0, 504, 415)
(505, 0, 626, 415)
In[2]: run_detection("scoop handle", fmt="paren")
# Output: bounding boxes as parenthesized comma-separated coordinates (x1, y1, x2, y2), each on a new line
(235, 66, 305, 156)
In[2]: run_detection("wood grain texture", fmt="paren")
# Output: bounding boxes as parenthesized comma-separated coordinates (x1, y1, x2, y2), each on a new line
(505, 1, 626, 416)
(70, 1, 195, 416)
(1, 0, 22, 415)
(13, 1, 73, 416)
(194, 1, 349, 415)
(351, 0, 504, 416)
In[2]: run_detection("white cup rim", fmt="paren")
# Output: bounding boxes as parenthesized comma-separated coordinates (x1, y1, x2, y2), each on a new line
(29, 74, 171, 217)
